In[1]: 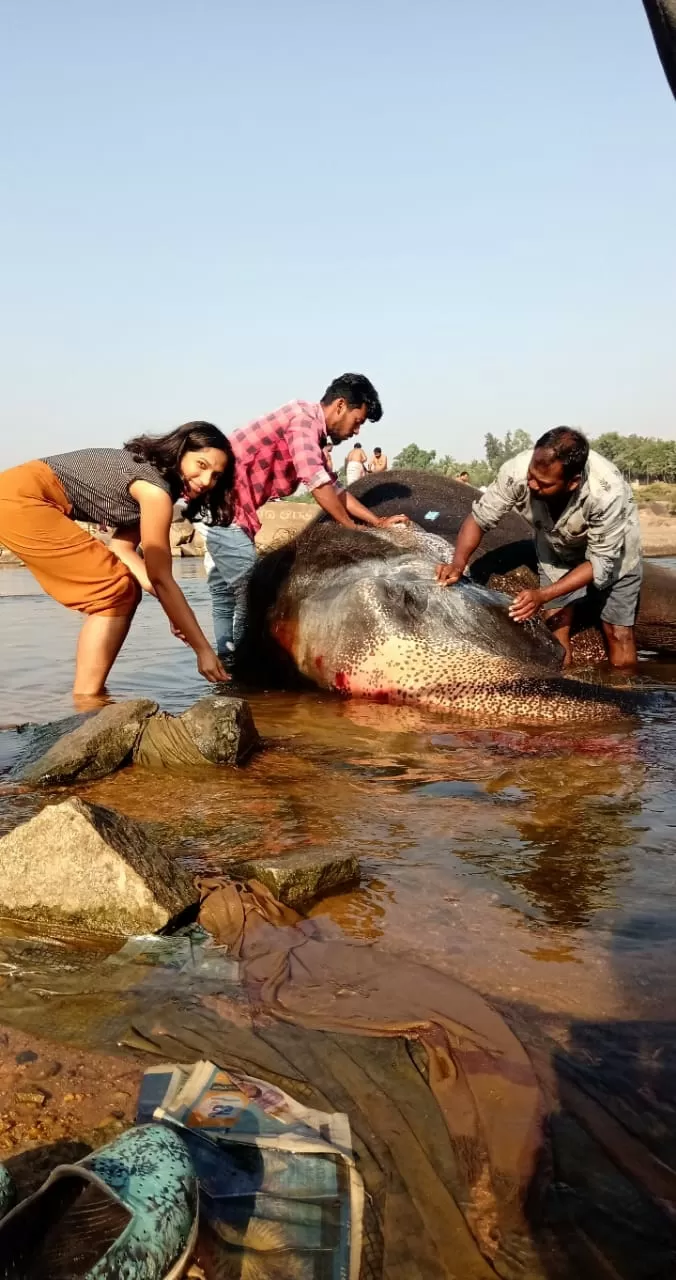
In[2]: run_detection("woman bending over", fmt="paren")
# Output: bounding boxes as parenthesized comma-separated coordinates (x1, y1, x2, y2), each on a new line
(0, 422, 233, 699)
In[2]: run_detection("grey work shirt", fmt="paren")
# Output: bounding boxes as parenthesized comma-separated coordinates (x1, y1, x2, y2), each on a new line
(471, 450, 641, 590)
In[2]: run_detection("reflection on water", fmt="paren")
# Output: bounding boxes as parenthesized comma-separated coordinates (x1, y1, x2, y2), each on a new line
(3, 561, 676, 1274)
(1, 560, 676, 1025)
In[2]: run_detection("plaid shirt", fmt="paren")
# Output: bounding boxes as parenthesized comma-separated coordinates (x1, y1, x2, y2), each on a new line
(230, 400, 341, 537)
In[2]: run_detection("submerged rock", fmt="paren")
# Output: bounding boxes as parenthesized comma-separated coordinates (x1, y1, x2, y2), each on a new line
(231, 849, 360, 909)
(10, 700, 158, 787)
(0, 798, 195, 935)
(132, 696, 260, 770)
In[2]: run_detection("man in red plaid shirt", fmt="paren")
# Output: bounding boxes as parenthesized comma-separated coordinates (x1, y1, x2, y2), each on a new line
(203, 373, 408, 661)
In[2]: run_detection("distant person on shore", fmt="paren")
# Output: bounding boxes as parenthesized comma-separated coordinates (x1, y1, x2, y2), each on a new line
(345, 442, 369, 486)
(456, 471, 470, 484)
(202, 374, 409, 662)
(369, 447, 388, 472)
(0, 424, 233, 701)
(437, 427, 642, 668)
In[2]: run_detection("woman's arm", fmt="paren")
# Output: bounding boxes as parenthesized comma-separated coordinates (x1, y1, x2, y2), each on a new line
(130, 481, 228, 682)
(108, 524, 155, 594)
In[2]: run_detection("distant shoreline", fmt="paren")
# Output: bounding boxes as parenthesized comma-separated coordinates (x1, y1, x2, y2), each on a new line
(635, 510, 676, 558)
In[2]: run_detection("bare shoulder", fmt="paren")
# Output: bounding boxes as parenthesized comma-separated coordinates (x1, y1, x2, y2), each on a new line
(129, 478, 173, 504)
(129, 479, 174, 523)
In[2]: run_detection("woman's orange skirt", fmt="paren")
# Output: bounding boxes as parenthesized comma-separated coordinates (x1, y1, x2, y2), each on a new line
(0, 461, 139, 616)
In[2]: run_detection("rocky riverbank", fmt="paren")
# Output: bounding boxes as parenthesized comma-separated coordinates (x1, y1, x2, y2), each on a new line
(169, 499, 318, 557)
(0, 694, 360, 1180)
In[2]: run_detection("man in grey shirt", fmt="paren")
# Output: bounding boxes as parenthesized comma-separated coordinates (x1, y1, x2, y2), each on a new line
(437, 427, 642, 667)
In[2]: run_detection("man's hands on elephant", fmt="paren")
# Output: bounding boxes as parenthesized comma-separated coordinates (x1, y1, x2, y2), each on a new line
(436, 563, 464, 586)
(508, 588, 545, 622)
(375, 514, 411, 528)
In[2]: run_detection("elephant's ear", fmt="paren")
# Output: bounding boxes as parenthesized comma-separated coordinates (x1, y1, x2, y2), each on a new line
(643, 0, 676, 99)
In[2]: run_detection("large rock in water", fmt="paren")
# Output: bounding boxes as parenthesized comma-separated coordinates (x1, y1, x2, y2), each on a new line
(8, 696, 260, 787)
(10, 700, 158, 787)
(133, 696, 260, 770)
(230, 849, 360, 909)
(0, 798, 196, 934)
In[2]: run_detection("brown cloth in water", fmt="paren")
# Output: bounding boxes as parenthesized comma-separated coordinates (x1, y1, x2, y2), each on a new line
(133, 712, 213, 770)
(196, 877, 545, 1277)
(127, 889, 676, 1278)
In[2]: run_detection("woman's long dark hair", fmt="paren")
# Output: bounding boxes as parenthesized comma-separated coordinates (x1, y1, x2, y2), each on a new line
(123, 421, 234, 524)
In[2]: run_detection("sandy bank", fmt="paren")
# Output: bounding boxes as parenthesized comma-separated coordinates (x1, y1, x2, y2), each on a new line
(636, 508, 676, 557)
(0, 1023, 142, 1197)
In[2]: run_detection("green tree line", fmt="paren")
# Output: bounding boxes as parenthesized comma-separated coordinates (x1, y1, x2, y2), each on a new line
(393, 430, 676, 486)
(392, 430, 533, 487)
(592, 433, 676, 483)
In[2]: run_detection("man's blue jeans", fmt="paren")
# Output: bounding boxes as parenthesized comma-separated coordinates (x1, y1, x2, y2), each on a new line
(203, 523, 257, 658)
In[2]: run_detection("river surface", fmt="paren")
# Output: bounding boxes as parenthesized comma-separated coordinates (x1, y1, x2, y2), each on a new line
(1, 560, 676, 1274)
(2, 559, 676, 1011)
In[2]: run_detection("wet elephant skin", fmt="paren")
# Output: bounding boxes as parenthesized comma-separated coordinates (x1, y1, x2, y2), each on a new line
(237, 522, 636, 723)
(341, 470, 676, 658)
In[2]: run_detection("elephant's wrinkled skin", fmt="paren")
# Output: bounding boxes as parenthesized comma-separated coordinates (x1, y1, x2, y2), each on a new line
(237, 520, 634, 723)
(343, 470, 676, 659)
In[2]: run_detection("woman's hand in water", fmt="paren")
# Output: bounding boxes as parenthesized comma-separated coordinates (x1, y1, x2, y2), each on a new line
(508, 588, 545, 622)
(196, 645, 230, 683)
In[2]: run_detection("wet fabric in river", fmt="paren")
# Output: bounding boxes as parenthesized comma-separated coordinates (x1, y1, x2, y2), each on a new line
(127, 878, 542, 1279)
(121, 879, 676, 1280)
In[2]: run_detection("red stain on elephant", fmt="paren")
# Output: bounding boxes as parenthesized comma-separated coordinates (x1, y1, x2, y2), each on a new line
(315, 655, 324, 671)
(334, 671, 349, 692)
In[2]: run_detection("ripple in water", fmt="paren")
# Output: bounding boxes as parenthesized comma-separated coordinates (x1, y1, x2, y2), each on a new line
(0, 560, 675, 1021)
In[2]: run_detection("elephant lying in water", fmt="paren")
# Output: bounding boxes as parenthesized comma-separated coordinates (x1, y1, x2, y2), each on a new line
(237, 520, 635, 723)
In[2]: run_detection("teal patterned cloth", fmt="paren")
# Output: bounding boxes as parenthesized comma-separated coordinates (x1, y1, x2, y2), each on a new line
(83, 1125, 198, 1279)
(0, 1124, 197, 1279)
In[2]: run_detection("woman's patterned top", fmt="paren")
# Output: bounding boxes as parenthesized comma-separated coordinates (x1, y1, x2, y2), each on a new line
(42, 448, 173, 527)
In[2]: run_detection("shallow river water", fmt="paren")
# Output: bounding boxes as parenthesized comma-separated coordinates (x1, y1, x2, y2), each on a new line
(2, 559, 676, 1276)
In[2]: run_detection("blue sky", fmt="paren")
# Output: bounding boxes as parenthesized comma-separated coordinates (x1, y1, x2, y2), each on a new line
(1, 0, 674, 469)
